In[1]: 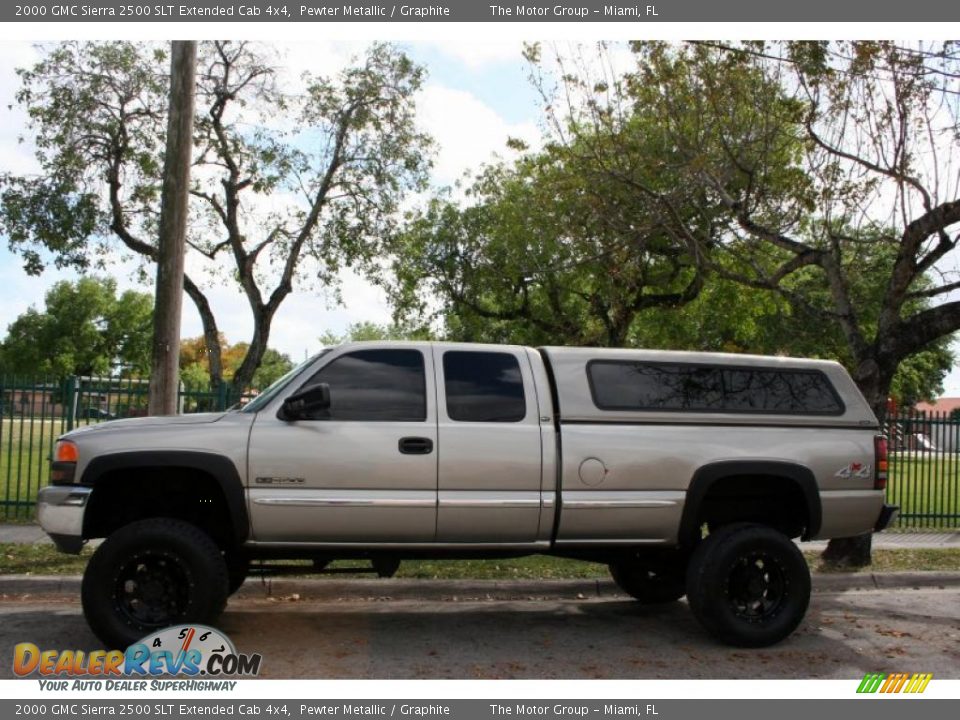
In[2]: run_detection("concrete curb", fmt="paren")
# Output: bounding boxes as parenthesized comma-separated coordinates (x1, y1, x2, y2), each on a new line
(2, 572, 960, 601)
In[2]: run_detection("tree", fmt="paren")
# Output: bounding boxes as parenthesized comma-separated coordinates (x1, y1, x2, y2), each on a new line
(533, 41, 960, 564)
(394, 133, 710, 347)
(2, 41, 431, 393)
(392, 42, 952, 410)
(598, 41, 960, 419)
(397, 181, 951, 401)
(631, 244, 953, 405)
(0, 277, 153, 377)
(317, 320, 434, 347)
(179, 334, 293, 389)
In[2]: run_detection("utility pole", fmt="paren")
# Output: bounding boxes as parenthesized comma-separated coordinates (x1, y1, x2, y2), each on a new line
(148, 41, 197, 416)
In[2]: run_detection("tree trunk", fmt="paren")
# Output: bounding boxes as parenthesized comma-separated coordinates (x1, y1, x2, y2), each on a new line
(821, 355, 894, 568)
(148, 41, 197, 416)
(822, 533, 873, 567)
(231, 306, 276, 400)
(183, 277, 224, 392)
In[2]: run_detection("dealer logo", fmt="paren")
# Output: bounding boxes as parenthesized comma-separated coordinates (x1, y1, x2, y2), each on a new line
(13, 625, 262, 683)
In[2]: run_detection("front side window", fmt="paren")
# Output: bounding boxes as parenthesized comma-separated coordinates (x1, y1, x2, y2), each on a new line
(588, 360, 843, 416)
(301, 349, 426, 421)
(443, 351, 526, 422)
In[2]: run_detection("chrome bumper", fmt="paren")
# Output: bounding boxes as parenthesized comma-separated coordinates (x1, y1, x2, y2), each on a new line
(37, 485, 92, 554)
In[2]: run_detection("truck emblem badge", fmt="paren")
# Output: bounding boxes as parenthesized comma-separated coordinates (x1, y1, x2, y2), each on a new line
(835, 462, 872, 479)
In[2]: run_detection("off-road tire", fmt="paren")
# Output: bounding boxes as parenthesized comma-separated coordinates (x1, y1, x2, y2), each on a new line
(686, 523, 810, 647)
(608, 553, 686, 604)
(81, 518, 229, 649)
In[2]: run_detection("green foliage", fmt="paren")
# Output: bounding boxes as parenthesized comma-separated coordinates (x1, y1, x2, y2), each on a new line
(2, 41, 432, 390)
(0, 277, 153, 377)
(252, 348, 295, 387)
(392, 41, 955, 408)
(613, 41, 960, 411)
(179, 334, 293, 388)
(394, 139, 709, 346)
(1, 43, 167, 273)
(318, 321, 435, 347)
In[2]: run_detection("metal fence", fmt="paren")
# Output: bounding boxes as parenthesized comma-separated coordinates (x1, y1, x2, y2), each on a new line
(2, 377, 959, 527)
(0, 374, 238, 520)
(886, 411, 960, 529)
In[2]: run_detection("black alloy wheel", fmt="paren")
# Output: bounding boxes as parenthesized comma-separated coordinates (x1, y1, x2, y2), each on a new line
(686, 523, 811, 647)
(81, 517, 229, 649)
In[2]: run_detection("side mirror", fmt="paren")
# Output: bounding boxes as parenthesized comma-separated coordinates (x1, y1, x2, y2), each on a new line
(279, 383, 330, 420)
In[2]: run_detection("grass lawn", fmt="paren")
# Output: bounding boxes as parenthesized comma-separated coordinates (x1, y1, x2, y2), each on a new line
(887, 455, 960, 528)
(2, 543, 959, 578)
(0, 418, 66, 520)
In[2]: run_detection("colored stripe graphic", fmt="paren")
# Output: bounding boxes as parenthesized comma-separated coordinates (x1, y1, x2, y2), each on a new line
(857, 673, 886, 693)
(857, 672, 932, 694)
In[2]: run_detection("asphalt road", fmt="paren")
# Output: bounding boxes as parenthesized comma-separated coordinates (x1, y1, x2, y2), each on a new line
(2, 584, 959, 679)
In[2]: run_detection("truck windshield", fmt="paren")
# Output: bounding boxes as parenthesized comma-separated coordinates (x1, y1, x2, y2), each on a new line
(240, 349, 331, 414)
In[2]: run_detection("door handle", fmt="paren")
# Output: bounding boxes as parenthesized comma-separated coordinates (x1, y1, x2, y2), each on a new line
(398, 436, 433, 455)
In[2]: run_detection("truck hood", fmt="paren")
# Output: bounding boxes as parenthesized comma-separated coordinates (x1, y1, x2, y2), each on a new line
(64, 412, 228, 437)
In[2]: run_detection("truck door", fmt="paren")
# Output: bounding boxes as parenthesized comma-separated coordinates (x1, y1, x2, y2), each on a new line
(433, 346, 544, 543)
(247, 346, 438, 543)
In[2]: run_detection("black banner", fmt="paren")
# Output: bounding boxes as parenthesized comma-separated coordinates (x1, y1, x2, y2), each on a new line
(4, 0, 960, 22)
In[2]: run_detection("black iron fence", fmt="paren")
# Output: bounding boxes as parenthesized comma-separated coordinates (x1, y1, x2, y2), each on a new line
(0, 374, 241, 519)
(886, 411, 960, 529)
(2, 376, 959, 527)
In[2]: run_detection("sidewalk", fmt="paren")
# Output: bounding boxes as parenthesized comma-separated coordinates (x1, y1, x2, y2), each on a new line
(1, 523, 958, 548)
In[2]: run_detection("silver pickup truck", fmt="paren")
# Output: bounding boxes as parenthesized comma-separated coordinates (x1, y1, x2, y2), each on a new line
(38, 342, 897, 649)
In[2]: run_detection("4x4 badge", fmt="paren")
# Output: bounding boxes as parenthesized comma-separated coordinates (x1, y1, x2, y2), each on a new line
(835, 462, 872, 479)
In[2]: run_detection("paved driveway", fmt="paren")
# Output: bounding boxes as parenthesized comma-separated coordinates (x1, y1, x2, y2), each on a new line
(1, 581, 958, 679)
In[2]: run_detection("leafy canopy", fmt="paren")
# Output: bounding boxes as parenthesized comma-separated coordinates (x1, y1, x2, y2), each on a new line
(1, 277, 153, 377)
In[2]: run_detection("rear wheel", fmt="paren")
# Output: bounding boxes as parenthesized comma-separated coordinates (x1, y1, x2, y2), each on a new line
(685, 523, 810, 647)
(81, 518, 228, 649)
(608, 552, 686, 604)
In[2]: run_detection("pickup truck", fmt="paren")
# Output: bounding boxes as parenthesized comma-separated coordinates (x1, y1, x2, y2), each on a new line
(38, 342, 897, 649)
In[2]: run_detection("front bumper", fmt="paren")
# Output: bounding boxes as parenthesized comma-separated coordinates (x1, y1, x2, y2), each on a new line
(36, 485, 92, 554)
(874, 503, 900, 533)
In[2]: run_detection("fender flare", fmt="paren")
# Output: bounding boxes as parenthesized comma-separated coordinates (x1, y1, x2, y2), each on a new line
(80, 451, 249, 544)
(678, 460, 822, 544)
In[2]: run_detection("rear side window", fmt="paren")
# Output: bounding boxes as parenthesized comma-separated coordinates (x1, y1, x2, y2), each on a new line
(587, 361, 843, 416)
(443, 351, 526, 422)
(302, 349, 426, 421)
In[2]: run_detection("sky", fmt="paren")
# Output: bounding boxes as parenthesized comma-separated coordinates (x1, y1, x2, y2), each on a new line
(0, 39, 542, 363)
(1, 38, 959, 395)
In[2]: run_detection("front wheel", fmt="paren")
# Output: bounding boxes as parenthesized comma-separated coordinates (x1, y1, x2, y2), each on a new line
(685, 523, 810, 647)
(81, 518, 229, 649)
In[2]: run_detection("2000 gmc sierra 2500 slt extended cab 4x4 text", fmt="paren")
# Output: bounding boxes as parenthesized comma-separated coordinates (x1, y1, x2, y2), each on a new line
(38, 342, 897, 649)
